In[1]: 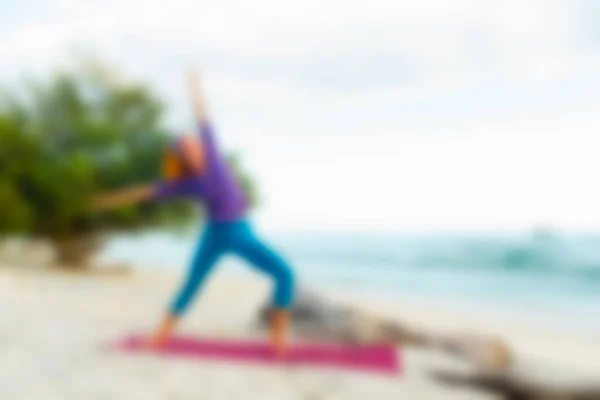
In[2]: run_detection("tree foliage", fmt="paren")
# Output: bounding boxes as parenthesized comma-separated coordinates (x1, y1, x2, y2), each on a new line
(0, 60, 257, 264)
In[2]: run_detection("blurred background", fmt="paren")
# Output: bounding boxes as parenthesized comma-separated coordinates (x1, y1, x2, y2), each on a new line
(1, 0, 600, 399)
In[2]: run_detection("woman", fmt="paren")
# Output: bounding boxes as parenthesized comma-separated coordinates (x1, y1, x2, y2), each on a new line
(94, 71, 295, 356)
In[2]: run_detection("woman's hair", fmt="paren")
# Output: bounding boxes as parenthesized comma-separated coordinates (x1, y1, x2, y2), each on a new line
(163, 149, 187, 180)
(162, 136, 205, 180)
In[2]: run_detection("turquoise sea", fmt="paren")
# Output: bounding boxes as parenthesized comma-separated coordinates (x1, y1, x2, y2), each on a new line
(99, 228, 600, 333)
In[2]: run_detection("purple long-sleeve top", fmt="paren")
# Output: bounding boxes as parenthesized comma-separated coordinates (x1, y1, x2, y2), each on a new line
(154, 123, 248, 222)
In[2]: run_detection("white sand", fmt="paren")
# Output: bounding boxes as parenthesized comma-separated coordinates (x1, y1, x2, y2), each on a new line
(0, 265, 598, 399)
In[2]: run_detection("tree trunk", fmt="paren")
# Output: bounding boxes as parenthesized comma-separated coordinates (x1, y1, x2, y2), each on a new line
(53, 235, 104, 268)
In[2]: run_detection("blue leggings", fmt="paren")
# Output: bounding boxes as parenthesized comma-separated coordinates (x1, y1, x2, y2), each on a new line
(170, 220, 295, 316)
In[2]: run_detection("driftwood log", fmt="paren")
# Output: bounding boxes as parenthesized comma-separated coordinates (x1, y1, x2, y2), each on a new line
(431, 369, 600, 400)
(257, 287, 511, 371)
(256, 287, 600, 400)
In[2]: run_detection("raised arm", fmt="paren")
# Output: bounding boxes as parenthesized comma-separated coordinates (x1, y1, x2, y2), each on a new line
(188, 69, 219, 155)
(188, 69, 211, 125)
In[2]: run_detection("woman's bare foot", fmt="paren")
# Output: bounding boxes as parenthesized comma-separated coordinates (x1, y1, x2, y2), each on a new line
(142, 332, 168, 349)
(271, 309, 291, 357)
(143, 314, 179, 350)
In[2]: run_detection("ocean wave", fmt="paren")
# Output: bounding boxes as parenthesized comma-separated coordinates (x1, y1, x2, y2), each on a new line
(285, 237, 600, 283)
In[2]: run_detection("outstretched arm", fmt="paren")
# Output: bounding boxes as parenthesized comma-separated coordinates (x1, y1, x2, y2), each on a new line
(92, 184, 156, 210)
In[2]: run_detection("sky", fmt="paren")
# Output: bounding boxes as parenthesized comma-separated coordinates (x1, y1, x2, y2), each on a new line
(1, 0, 600, 232)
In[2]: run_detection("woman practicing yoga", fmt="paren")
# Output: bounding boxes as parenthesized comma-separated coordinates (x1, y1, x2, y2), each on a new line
(95, 70, 295, 356)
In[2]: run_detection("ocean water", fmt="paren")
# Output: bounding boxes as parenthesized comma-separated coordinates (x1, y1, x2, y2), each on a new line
(99, 228, 600, 332)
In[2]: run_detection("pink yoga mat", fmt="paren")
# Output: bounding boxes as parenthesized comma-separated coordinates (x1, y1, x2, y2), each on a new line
(112, 335, 401, 375)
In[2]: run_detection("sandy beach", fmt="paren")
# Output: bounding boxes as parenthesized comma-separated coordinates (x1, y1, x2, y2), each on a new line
(0, 263, 598, 400)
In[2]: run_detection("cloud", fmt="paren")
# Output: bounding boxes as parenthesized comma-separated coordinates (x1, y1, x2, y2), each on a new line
(254, 104, 600, 231)
(2, 0, 597, 82)
(2, 0, 598, 119)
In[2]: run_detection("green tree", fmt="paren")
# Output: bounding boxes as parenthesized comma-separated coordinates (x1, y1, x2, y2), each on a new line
(0, 60, 257, 267)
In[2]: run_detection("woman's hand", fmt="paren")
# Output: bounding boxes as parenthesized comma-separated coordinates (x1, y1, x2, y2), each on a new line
(92, 194, 124, 210)
(92, 185, 156, 210)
